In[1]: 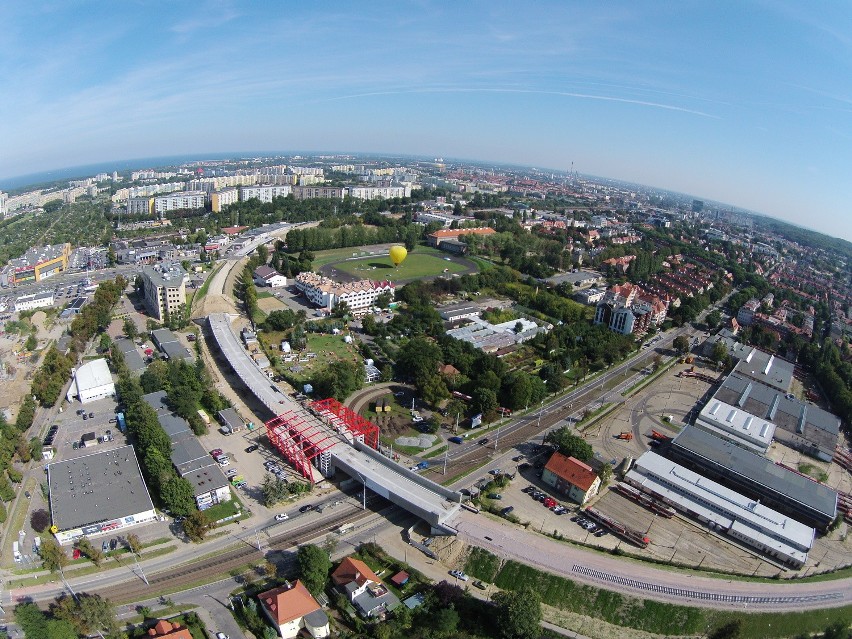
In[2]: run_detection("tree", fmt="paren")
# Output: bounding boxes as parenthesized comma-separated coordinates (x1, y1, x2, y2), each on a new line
(39, 538, 69, 572)
(471, 387, 498, 418)
(673, 335, 690, 355)
(25, 333, 38, 351)
(374, 291, 393, 309)
(161, 476, 197, 517)
(332, 299, 350, 318)
(313, 359, 362, 401)
(395, 337, 443, 386)
(492, 585, 541, 639)
(51, 592, 119, 637)
(708, 620, 742, 639)
(298, 544, 331, 596)
(421, 373, 449, 407)
(123, 317, 138, 340)
(261, 473, 290, 507)
(75, 537, 104, 566)
(98, 332, 112, 353)
(126, 533, 142, 555)
(430, 606, 460, 636)
(544, 426, 593, 462)
(706, 309, 722, 329)
(182, 510, 211, 543)
(140, 359, 170, 393)
(599, 463, 613, 484)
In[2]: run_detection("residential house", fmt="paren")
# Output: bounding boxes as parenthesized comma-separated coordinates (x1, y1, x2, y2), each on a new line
(258, 580, 330, 639)
(541, 452, 601, 505)
(331, 556, 401, 619)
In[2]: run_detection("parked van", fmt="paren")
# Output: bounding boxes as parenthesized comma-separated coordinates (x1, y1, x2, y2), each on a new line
(12, 541, 22, 562)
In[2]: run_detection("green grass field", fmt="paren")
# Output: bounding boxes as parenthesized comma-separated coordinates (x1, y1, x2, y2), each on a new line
(329, 250, 466, 281)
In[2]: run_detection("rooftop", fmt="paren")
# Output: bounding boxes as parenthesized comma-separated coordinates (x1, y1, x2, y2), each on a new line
(670, 426, 837, 519)
(628, 451, 814, 561)
(48, 445, 155, 532)
(696, 399, 776, 452)
(332, 556, 382, 588)
(142, 263, 186, 288)
(544, 452, 598, 491)
(733, 349, 794, 392)
(72, 358, 113, 393)
(258, 580, 322, 626)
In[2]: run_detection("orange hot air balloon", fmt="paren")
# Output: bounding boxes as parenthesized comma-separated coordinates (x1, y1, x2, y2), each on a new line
(389, 245, 407, 267)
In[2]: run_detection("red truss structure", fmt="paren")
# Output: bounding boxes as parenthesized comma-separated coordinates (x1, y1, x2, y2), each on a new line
(265, 410, 338, 483)
(309, 397, 380, 450)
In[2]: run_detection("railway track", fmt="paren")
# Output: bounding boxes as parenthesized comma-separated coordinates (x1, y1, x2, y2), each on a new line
(90, 502, 393, 604)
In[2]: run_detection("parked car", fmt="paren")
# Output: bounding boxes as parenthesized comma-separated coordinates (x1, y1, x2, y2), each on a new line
(275, 513, 289, 521)
(487, 493, 502, 500)
(299, 504, 314, 513)
(473, 580, 486, 589)
(449, 570, 468, 581)
(210, 449, 223, 458)
(89, 412, 94, 418)
(489, 468, 501, 476)
(448, 436, 464, 444)
(245, 444, 259, 453)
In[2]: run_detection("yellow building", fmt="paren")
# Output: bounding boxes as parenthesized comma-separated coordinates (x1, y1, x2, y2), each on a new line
(6, 243, 71, 285)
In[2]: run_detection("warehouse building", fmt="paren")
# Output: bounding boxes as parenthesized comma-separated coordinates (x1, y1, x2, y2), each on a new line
(666, 427, 837, 530)
(695, 399, 776, 454)
(143, 391, 231, 510)
(114, 338, 147, 375)
(626, 451, 814, 568)
(66, 358, 116, 404)
(47, 445, 157, 544)
(732, 349, 794, 393)
(712, 373, 840, 462)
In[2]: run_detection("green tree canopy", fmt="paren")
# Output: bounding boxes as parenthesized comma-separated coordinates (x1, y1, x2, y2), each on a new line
(544, 426, 593, 462)
(298, 544, 332, 596)
(491, 585, 541, 639)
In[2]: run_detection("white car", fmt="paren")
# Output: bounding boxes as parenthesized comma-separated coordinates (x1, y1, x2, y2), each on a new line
(275, 513, 289, 521)
(216, 634, 230, 639)
(449, 569, 468, 581)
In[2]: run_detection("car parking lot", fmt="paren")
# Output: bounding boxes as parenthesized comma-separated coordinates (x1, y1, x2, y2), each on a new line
(51, 396, 127, 460)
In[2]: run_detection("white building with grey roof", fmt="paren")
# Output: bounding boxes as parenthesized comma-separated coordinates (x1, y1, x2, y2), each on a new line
(626, 451, 814, 568)
(142, 263, 187, 322)
(48, 445, 157, 544)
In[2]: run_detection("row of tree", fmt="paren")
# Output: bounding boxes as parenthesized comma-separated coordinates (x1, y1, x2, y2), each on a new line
(113, 355, 197, 517)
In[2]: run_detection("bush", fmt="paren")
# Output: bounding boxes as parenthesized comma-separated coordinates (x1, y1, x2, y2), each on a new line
(31, 509, 51, 532)
(7, 467, 22, 483)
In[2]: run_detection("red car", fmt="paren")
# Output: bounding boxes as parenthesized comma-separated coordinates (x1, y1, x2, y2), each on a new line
(543, 497, 557, 508)
(210, 449, 223, 458)
(72, 548, 81, 560)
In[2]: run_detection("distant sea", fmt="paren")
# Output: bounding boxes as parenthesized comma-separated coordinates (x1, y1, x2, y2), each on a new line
(0, 152, 279, 191)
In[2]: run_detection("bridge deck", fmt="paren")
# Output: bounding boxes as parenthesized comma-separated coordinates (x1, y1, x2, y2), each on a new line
(207, 313, 461, 527)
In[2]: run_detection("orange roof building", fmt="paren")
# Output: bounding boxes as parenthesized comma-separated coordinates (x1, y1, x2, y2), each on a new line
(428, 227, 496, 250)
(332, 556, 381, 588)
(147, 620, 192, 639)
(541, 452, 601, 505)
(258, 580, 330, 639)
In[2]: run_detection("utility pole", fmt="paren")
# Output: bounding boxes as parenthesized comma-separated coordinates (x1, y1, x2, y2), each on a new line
(443, 446, 448, 475)
(254, 528, 262, 552)
(133, 551, 149, 586)
(537, 399, 545, 429)
(494, 424, 500, 450)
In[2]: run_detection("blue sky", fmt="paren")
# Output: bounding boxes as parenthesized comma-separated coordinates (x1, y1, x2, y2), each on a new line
(1, 1, 851, 241)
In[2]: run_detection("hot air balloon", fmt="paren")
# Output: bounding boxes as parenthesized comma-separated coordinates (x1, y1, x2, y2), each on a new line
(389, 245, 408, 267)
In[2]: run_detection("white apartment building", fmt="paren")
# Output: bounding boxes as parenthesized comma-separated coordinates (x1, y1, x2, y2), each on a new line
(0, 191, 7, 218)
(295, 272, 394, 312)
(153, 191, 207, 214)
(141, 263, 187, 321)
(347, 185, 411, 200)
(239, 185, 292, 203)
(293, 186, 345, 200)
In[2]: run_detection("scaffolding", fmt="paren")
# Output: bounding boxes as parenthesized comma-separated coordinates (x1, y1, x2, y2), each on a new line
(265, 410, 339, 483)
(310, 397, 380, 450)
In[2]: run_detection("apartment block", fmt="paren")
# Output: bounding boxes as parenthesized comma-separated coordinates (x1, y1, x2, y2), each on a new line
(142, 263, 187, 321)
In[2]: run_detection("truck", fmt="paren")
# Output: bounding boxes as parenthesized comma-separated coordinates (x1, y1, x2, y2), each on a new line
(615, 432, 633, 441)
(116, 412, 127, 432)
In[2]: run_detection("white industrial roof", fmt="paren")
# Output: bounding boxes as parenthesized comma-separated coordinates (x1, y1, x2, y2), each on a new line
(697, 399, 776, 452)
(628, 452, 814, 559)
(73, 358, 114, 392)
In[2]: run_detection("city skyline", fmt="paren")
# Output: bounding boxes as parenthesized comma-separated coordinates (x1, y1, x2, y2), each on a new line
(1, 1, 851, 241)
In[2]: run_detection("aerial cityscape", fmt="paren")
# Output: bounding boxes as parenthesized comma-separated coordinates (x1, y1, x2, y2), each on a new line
(0, 3, 851, 639)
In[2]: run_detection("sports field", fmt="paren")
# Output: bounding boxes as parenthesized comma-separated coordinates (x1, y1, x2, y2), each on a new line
(324, 249, 469, 282)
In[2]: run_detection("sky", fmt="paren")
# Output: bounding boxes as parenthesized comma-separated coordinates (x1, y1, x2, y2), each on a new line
(1, 1, 851, 241)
